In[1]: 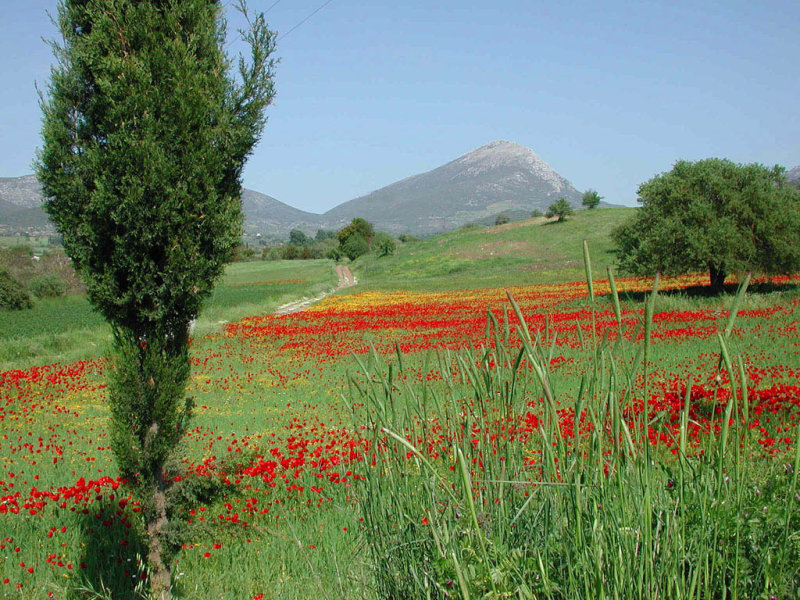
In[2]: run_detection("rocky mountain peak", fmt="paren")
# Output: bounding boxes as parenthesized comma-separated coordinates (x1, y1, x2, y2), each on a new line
(443, 140, 572, 194)
(0, 175, 44, 209)
(324, 140, 583, 234)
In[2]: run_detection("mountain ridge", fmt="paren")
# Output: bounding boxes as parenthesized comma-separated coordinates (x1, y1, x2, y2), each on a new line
(323, 140, 583, 234)
(787, 165, 800, 186)
(2, 140, 587, 236)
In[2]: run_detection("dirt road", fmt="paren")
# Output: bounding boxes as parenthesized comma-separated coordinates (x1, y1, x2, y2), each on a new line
(335, 264, 355, 289)
(273, 264, 357, 315)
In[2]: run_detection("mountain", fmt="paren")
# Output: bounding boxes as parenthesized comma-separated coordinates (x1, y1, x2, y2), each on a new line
(0, 175, 44, 209)
(2, 141, 587, 237)
(240, 189, 322, 234)
(0, 176, 322, 236)
(0, 175, 50, 231)
(323, 140, 583, 234)
(787, 165, 800, 187)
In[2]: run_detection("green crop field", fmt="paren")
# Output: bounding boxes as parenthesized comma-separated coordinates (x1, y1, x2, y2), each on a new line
(0, 259, 337, 371)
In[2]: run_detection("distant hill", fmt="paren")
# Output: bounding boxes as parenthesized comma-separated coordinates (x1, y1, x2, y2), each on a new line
(323, 140, 584, 235)
(2, 141, 592, 237)
(240, 189, 322, 235)
(787, 165, 800, 187)
(0, 175, 43, 209)
(0, 176, 322, 236)
(0, 175, 51, 230)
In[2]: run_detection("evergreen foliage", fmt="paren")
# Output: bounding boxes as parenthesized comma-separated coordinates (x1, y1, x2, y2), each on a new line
(315, 228, 337, 242)
(36, 1, 276, 597)
(613, 159, 800, 291)
(337, 217, 375, 247)
(289, 229, 311, 246)
(29, 273, 68, 298)
(375, 232, 396, 257)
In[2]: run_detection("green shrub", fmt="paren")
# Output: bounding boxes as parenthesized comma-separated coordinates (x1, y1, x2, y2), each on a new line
(546, 197, 574, 222)
(326, 247, 343, 262)
(29, 273, 68, 298)
(0, 267, 34, 310)
(342, 233, 369, 261)
(281, 244, 300, 260)
(373, 232, 396, 257)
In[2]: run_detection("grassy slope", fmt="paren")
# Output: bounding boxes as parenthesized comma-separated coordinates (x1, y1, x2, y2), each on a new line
(0, 207, 635, 370)
(0, 259, 336, 370)
(353, 207, 634, 291)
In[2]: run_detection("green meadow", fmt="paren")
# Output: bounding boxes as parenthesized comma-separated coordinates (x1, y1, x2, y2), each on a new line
(0, 259, 335, 371)
(2, 211, 799, 599)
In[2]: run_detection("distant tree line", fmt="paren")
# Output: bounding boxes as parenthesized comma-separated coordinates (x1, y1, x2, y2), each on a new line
(256, 218, 400, 262)
(257, 228, 339, 260)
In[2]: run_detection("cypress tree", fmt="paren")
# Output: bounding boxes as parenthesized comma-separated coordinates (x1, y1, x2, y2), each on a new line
(37, 1, 276, 597)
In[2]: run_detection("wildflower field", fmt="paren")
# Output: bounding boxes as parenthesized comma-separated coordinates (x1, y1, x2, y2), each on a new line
(2, 261, 800, 598)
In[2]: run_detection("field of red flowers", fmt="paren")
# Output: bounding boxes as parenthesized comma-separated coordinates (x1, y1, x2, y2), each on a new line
(2, 272, 799, 598)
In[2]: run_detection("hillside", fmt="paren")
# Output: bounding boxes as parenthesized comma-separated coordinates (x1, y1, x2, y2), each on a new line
(788, 165, 800, 187)
(0, 175, 50, 231)
(240, 189, 322, 235)
(0, 176, 324, 236)
(353, 207, 636, 291)
(0, 175, 43, 208)
(324, 140, 583, 235)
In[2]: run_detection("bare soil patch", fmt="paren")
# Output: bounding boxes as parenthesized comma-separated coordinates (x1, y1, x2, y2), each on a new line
(274, 264, 357, 315)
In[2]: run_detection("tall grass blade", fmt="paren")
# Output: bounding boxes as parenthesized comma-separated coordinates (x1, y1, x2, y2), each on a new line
(607, 266, 623, 336)
(723, 272, 751, 340)
(583, 239, 594, 303)
(506, 291, 532, 344)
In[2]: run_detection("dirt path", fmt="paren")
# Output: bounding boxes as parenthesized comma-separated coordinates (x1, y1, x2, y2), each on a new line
(336, 264, 355, 288)
(273, 264, 357, 315)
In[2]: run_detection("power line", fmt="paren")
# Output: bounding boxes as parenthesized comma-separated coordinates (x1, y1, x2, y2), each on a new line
(222, 0, 282, 48)
(264, 0, 282, 15)
(278, 0, 334, 42)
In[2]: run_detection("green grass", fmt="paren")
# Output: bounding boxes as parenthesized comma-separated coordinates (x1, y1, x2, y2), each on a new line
(0, 259, 337, 370)
(0, 236, 54, 254)
(351, 277, 800, 599)
(352, 208, 633, 291)
(3, 209, 800, 599)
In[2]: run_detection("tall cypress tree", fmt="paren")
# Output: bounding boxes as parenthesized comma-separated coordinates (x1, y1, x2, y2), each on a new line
(37, 2, 276, 596)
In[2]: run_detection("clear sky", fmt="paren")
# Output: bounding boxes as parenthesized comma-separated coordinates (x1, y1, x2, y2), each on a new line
(2, 0, 799, 212)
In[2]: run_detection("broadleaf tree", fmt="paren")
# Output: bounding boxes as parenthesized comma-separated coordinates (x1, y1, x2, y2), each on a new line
(546, 197, 573, 222)
(36, 1, 277, 597)
(337, 217, 375, 260)
(613, 159, 800, 292)
(582, 189, 602, 209)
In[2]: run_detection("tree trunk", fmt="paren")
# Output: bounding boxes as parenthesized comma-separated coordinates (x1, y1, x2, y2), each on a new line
(709, 264, 726, 293)
(146, 467, 172, 600)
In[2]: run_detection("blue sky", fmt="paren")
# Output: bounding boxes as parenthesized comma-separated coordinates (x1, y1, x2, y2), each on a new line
(1, 0, 798, 212)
